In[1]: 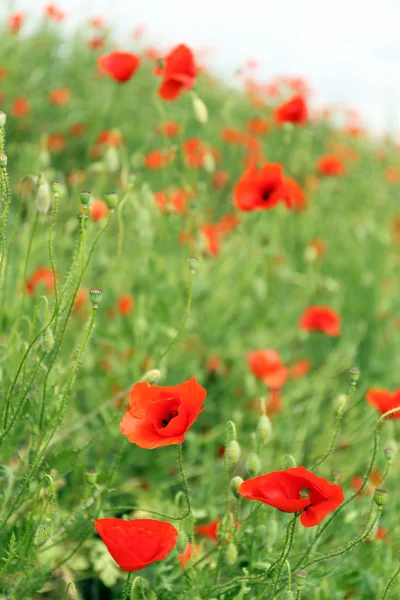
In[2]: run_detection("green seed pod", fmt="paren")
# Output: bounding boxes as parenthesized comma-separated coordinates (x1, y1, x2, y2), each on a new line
(246, 452, 261, 476)
(225, 542, 238, 565)
(89, 288, 103, 307)
(257, 414, 272, 445)
(34, 518, 53, 547)
(225, 440, 241, 469)
(86, 471, 98, 486)
(80, 190, 92, 205)
(231, 475, 243, 498)
(140, 369, 161, 384)
(0, 153, 7, 168)
(51, 180, 62, 194)
(374, 488, 388, 506)
(42, 328, 54, 352)
(349, 367, 360, 382)
(0, 111, 6, 127)
(296, 569, 308, 587)
(384, 447, 394, 462)
(266, 519, 278, 549)
(105, 191, 118, 209)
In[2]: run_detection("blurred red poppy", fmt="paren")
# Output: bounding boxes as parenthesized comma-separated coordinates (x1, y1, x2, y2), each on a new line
(234, 163, 290, 212)
(11, 97, 31, 118)
(118, 295, 134, 315)
(247, 350, 287, 389)
(274, 95, 308, 125)
(120, 377, 207, 448)
(366, 388, 400, 419)
(156, 121, 180, 137)
(26, 267, 55, 295)
(49, 88, 71, 105)
(299, 306, 341, 336)
(9, 12, 25, 34)
(98, 51, 141, 83)
(90, 199, 109, 221)
(44, 4, 65, 21)
(195, 519, 219, 541)
(94, 518, 178, 571)
(317, 155, 345, 177)
(239, 467, 344, 527)
(158, 44, 197, 101)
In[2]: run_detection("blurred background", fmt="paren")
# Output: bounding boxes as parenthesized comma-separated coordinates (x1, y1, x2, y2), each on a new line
(2, 0, 400, 134)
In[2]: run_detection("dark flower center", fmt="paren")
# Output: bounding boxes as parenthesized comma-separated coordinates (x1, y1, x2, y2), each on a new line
(161, 409, 179, 428)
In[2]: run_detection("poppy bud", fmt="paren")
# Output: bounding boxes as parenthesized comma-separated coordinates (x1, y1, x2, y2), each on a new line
(51, 179, 62, 194)
(34, 518, 53, 547)
(384, 447, 394, 462)
(374, 488, 388, 506)
(36, 181, 51, 214)
(246, 452, 262, 476)
(335, 393, 347, 411)
(86, 471, 98, 486)
(296, 569, 308, 587)
(187, 256, 199, 275)
(0, 153, 7, 168)
(89, 288, 103, 308)
(349, 367, 360, 382)
(225, 542, 238, 565)
(192, 94, 208, 124)
(225, 440, 241, 469)
(203, 152, 216, 173)
(176, 531, 188, 554)
(330, 468, 340, 484)
(257, 414, 272, 445)
(0, 111, 6, 127)
(140, 369, 161, 384)
(80, 190, 92, 205)
(42, 328, 54, 353)
(105, 191, 118, 209)
(231, 475, 243, 498)
(104, 146, 119, 172)
(266, 519, 278, 549)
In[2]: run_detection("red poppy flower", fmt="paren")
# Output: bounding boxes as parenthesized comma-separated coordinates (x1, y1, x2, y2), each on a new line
(155, 189, 190, 213)
(11, 97, 30, 118)
(0, 67, 9, 79)
(280, 177, 307, 211)
(97, 129, 124, 147)
(247, 350, 288, 389)
(46, 133, 66, 153)
(238, 467, 344, 527)
(158, 44, 197, 101)
(94, 518, 178, 571)
(44, 4, 65, 21)
(91, 16, 105, 29)
(118, 295, 134, 315)
(9, 12, 25, 34)
(144, 149, 174, 169)
(120, 377, 207, 449)
(299, 306, 341, 336)
(233, 163, 290, 212)
(274, 95, 308, 126)
(183, 138, 220, 169)
(69, 122, 86, 137)
(202, 224, 221, 256)
(89, 36, 105, 50)
(90, 199, 109, 222)
(317, 155, 345, 177)
(366, 388, 400, 419)
(288, 360, 311, 379)
(98, 51, 141, 83)
(156, 121, 180, 137)
(212, 170, 230, 189)
(26, 267, 55, 295)
(49, 88, 71, 105)
(247, 117, 269, 135)
(195, 519, 219, 541)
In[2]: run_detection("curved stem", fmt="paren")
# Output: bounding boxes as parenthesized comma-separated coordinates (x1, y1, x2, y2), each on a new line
(381, 562, 400, 599)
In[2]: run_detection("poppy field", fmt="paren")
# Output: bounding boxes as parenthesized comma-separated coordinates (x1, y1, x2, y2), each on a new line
(1, 7, 400, 600)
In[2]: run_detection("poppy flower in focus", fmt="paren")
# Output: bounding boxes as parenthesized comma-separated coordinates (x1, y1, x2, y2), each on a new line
(120, 377, 207, 449)
(247, 349, 288, 389)
(156, 121, 180, 137)
(49, 88, 71, 105)
(94, 518, 178, 571)
(157, 44, 197, 101)
(26, 267, 55, 295)
(44, 4, 65, 21)
(299, 306, 341, 336)
(274, 95, 308, 126)
(233, 163, 290, 212)
(118, 295, 134, 316)
(90, 199, 109, 221)
(317, 155, 345, 177)
(11, 97, 31, 118)
(98, 51, 141, 83)
(195, 519, 219, 541)
(366, 388, 400, 419)
(238, 467, 344, 527)
(9, 12, 25, 34)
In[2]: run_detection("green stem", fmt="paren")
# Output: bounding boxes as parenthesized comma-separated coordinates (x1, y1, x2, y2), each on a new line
(48, 190, 60, 308)
(122, 572, 133, 600)
(267, 514, 298, 600)
(0, 165, 11, 278)
(159, 269, 195, 361)
(177, 444, 195, 600)
(381, 562, 400, 599)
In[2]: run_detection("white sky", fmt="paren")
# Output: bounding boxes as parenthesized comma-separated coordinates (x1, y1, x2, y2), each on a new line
(3, 0, 400, 133)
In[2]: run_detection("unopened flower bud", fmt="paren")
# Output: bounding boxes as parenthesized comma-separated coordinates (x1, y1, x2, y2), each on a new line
(231, 475, 243, 498)
(257, 414, 272, 445)
(36, 181, 51, 214)
(349, 367, 360, 382)
(330, 468, 341, 484)
(384, 447, 394, 462)
(105, 191, 118, 209)
(89, 288, 103, 308)
(0, 153, 7, 168)
(80, 190, 92, 205)
(296, 569, 308, 587)
(140, 369, 161, 384)
(374, 488, 388, 506)
(246, 452, 262, 476)
(192, 94, 208, 124)
(203, 152, 216, 173)
(176, 531, 187, 554)
(0, 111, 6, 127)
(225, 440, 241, 469)
(34, 518, 53, 547)
(42, 328, 54, 352)
(86, 471, 98, 485)
(51, 180, 62, 194)
(225, 542, 238, 565)
(187, 256, 199, 275)
(104, 146, 119, 172)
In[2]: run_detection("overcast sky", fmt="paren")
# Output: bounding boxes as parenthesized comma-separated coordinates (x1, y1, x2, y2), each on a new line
(3, 0, 400, 133)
